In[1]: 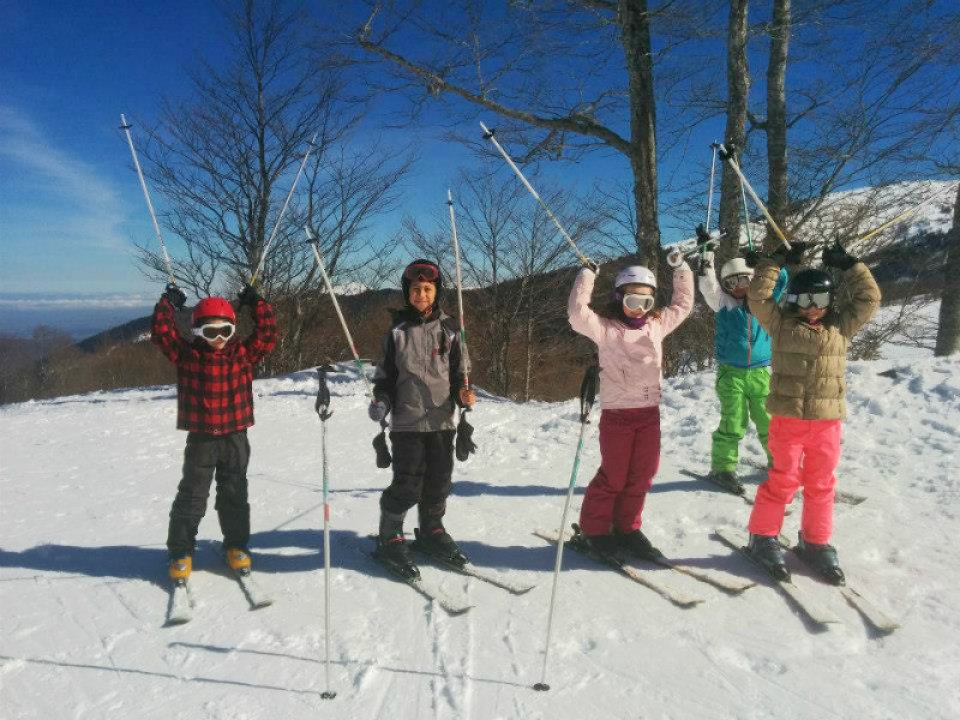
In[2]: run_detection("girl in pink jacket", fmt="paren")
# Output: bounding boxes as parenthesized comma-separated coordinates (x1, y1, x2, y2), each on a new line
(568, 249, 694, 559)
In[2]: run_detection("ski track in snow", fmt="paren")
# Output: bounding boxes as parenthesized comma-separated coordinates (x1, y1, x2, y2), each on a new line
(1, 355, 959, 719)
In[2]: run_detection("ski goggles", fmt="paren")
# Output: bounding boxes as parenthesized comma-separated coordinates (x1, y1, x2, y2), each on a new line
(191, 321, 236, 341)
(403, 263, 440, 282)
(722, 274, 752, 290)
(622, 293, 655, 313)
(785, 291, 831, 309)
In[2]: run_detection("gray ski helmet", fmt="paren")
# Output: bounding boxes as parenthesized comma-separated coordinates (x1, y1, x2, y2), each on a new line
(401, 259, 443, 308)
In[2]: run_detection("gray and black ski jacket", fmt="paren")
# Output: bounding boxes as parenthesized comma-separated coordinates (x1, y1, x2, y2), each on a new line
(372, 307, 465, 433)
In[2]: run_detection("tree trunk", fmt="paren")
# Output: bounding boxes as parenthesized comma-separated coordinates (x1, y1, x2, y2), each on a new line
(934, 183, 960, 356)
(719, 0, 750, 260)
(619, 0, 660, 268)
(766, 0, 791, 247)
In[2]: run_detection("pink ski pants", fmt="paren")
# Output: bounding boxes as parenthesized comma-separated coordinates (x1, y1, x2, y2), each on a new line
(578, 407, 661, 536)
(748, 415, 842, 544)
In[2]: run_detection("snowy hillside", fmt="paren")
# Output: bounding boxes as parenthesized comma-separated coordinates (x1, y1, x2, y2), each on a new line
(1, 352, 959, 719)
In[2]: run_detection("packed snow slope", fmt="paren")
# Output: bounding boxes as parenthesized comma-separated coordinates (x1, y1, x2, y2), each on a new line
(1, 353, 958, 720)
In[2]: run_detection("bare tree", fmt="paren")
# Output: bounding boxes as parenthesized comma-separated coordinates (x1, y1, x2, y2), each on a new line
(935, 182, 960, 356)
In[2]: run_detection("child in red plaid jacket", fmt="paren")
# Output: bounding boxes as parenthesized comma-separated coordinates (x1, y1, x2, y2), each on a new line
(151, 283, 277, 580)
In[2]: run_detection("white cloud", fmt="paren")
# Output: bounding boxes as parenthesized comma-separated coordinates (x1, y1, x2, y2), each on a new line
(0, 294, 154, 310)
(0, 105, 127, 251)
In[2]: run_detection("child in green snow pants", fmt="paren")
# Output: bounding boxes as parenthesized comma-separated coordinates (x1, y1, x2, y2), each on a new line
(712, 365, 772, 472)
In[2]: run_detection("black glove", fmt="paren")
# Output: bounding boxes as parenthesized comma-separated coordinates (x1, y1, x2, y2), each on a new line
(455, 411, 477, 462)
(718, 142, 737, 161)
(743, 250, 762, 269)
(238, 284, 262, 308)
(822, 242, 859, 271)
(695, 224, 711, 245)
(581, 257, 600, 275)
(163, 283, 187, 310)
(771, 240, 809, 266)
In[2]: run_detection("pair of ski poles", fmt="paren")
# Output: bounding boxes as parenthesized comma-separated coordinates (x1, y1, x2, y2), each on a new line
(119, 114, 318, 292)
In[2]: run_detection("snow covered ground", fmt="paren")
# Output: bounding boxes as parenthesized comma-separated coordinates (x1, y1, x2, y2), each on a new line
(1, 350, 959, 719)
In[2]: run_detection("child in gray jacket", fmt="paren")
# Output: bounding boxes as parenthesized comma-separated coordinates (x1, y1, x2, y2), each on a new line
(368, 259, 476, 579)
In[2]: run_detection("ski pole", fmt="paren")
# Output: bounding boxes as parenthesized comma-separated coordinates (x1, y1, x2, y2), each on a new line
(119, 114, 176, 285)
(480, 122, 591, 267)
(250, 133, 318, 287)
(447, 189, 471, 391)
(315, 365, 337, 700)
(305, 228, 375, 402)
(740, 180, 754, 252)
(705, 142, 720, 236)
(850, 185, 956, 246)
(534, 364, 600, 692)
(718, 143, 791, 250)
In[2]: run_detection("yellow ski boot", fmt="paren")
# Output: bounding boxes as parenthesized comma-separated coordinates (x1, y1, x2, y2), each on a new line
(169, 556, 192, 582)
(225, 547, 252, 573)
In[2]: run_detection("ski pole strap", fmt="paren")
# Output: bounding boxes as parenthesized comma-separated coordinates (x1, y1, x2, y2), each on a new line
(579, 365, 600, 422)
(315, 364, 334, 421)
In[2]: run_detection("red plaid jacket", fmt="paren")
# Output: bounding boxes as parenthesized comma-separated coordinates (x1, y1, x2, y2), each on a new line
(151, 297, 278, 435)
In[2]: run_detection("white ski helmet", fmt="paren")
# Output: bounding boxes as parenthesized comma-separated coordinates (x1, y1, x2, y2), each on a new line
(614, 265, 657, 291)
(720, 257, 753, 281)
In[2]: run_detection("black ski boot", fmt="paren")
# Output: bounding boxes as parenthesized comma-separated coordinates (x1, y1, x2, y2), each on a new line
(570, 525, 625, 564)
(412, 525, 469, 567)
(375, 512, 420, 580)
(707, 470, 745, 495)
(616, 529, 664, 561)
(793, 532, 845, 586)
(747, 533, 790, 581)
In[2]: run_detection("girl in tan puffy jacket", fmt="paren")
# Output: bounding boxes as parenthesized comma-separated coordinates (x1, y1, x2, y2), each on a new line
(744, 242, 880, 584)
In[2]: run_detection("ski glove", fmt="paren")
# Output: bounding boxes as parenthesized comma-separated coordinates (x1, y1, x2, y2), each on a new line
(163, 283, 187, 310)
(373, 428, 392, 468)
(666, 247, 685, 268)
(455, 411, 477, 462)
(771, 240, 810, 266)
(821, 242, 859, 271)
(238, 284, 262, 308)
(368, 400, 389, 423)
(581, 257, 600, 275)
(743, 250, 762, 268)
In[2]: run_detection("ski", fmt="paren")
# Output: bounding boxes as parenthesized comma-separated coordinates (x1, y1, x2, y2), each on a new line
(647, 556, 755, 594)
(365, 541, 472, 615)
(714, 527, 840, 627)
(165, 580, 192, 625)
(533, 528, 704, 609)
(774, 534, 900, 633)
(229, 568, 274, 610)
(680, 469, 794, 514)
(413, 548, 535, 595)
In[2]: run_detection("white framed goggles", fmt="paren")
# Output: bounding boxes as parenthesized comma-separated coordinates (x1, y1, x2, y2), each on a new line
(622, 293, 655, 312)
(191, 321, 236, 341)
(722, 274, 751, 290)
(785, 291, 831, 309)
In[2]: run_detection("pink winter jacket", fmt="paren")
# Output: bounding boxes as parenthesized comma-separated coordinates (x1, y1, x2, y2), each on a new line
(568, 265, 694, 410)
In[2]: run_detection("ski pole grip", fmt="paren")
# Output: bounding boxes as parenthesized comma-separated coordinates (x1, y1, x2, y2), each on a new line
(579, 365, 600, 422)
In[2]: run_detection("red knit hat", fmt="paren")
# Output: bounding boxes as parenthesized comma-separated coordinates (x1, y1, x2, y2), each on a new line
(192, 297, 236, 325)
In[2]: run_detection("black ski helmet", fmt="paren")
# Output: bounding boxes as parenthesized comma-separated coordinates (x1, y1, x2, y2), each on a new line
(783, 268, 833, 309)
(401, 258, 443, 309)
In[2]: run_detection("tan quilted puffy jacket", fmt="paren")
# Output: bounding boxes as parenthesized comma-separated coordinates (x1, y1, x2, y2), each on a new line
(747, 259, 881, 420)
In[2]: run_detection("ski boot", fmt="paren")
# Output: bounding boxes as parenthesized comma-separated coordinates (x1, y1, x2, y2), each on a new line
(616, 528, 664, 561)
(225, 547, 252, 574)
(707, 470, 745, 495)
(169, 555, 192, 582)
(793, 532, 845, 586)
(375, 535, 421, 580)
(571, 525, 625, 564)
(747, 534, 790, 581)
(412, 525, 469, 568)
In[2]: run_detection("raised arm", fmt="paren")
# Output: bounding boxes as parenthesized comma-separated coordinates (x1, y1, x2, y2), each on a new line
(567, 268, 605, 343)
(659, 263, 695, 336)
(150, 296, 189, 364)
(241, 298, 278, 365)
(836, 263, 881, 338)
(747, 259, 784, 336)
(698, 262, 724, 312)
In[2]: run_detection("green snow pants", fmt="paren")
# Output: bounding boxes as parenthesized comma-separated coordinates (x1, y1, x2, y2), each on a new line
(711, 364, 773, 473)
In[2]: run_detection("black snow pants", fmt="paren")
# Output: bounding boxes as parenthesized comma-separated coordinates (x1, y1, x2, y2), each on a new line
(166, 430, 250, 559)
(380, 430, 456, 526)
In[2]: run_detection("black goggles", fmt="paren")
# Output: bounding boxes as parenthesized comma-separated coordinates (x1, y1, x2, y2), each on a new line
(786, 291, 831, 309)
(191, 322, 236, 340)
(403, 263, 440, 282)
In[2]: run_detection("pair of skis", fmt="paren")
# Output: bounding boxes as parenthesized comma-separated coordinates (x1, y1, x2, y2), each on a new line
(715, 527, 899, 633)
(165, 557, 273, 626)
(682, 465, 868, 507)
(367, 537, 537, 616)
(533, 525, 755, 609)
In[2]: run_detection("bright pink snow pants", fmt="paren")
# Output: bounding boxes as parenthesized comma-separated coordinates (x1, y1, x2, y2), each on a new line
(578, 407, 661, 536)
(748, 416, 842, 544)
